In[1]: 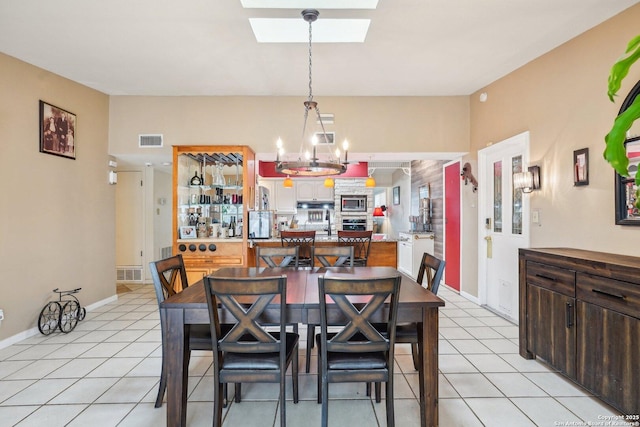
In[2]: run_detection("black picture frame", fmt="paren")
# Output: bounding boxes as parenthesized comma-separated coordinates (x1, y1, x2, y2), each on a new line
(393, 186, 400, 205)
(615, 136, 640, 225)
(573, 148, 589, 186)
(39, 100, 76, 160)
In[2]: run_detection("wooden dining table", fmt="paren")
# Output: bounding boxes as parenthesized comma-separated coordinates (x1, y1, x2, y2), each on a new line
(160, 266, 445, 427)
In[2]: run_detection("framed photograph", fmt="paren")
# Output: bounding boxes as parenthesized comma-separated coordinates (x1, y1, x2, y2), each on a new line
(573, 148, 589, 186)
(39, 100, 76, 159)
(615, 137, 640, 225)
(313, 132, 335, 144)
(393, 186, 400, 205)
(179, 226, 197, 239)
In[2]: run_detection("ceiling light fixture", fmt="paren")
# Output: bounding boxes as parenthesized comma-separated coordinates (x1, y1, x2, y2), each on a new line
(275, 9, 349, 179)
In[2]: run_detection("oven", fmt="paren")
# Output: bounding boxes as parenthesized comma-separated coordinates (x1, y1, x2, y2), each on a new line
(340, 195, 367, 212)
(342, 217, 367, 231)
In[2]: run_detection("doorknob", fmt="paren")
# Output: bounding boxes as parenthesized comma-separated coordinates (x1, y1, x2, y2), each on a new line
(484, 236, 492, 258)
(484, 236, 492, 241)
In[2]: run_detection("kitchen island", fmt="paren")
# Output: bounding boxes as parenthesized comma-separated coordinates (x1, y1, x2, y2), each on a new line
(248, 236, 397, 268)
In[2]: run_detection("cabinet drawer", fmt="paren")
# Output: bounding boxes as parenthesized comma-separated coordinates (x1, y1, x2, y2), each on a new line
(526, 261, 575, 297)
(577, 273, 640, 319)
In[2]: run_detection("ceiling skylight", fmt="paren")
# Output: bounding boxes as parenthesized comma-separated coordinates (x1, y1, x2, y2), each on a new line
(249, 18, 370, 43)
(241, 0, 378, 9)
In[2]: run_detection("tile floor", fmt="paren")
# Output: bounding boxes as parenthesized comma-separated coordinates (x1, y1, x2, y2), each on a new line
(0, 285, 621, 426)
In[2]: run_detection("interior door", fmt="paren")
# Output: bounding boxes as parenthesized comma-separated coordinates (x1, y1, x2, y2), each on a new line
(116, 171, 143, 268)
(444, 161, 461, 292)
(478, 132, 530, 323)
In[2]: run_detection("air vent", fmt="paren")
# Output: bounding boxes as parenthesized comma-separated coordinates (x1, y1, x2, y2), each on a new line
(139, 134, 163, 148)
(116, 267, 143, 282)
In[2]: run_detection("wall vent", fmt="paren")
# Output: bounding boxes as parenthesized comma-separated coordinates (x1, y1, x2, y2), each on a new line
(139, 134, 163, 148)
(116, 267, 143, 282)
(161, 246, 172, 259)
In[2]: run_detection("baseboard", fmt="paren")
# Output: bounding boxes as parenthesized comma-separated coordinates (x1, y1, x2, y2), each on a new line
(0, 293, 118, 350)
(460, 290, 480, 304)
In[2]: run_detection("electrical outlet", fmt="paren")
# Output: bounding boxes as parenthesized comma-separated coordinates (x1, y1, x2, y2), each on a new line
(0, 309, 4, 321)
(532, 209, 540, 224)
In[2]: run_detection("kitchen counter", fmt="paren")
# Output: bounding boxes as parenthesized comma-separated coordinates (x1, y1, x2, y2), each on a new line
(247, 237, 397, 268)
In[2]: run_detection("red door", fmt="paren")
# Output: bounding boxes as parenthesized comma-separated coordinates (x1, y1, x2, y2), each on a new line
(444, 162, 461, 291)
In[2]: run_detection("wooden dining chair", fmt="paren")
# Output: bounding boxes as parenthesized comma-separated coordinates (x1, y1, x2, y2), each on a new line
(281, 230, 316, 267)
(204, 273, 299, 427)
(149, 254, 234, 408)
(337, 230, 372, 266)
(316, 272, 401, 427)
(256, 245, 299, 268)
(305, 245, 355, 372)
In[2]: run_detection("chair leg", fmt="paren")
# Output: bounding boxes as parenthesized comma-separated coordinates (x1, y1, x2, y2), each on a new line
(154, 351, 167, 407)
(222, 383, 228, 408)
(213, 379, 224, 427)
(321, 378, 329, 427)
(366, 382, 371, 397)
(280, 375, 287, 427)
(235, 383, 242, 403)
(410, 342, 420, 371)
(306, 324, 315, 373)
(386, 378, 395, 427)
(293, 345, 299, 404)
(375, 382, 381, 403)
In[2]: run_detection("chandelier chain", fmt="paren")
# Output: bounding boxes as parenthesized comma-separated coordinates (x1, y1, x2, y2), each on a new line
(308, 16, 313, 101)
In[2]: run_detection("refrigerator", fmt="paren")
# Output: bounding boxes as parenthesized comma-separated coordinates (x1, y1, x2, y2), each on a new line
(248, 210, 273, 239)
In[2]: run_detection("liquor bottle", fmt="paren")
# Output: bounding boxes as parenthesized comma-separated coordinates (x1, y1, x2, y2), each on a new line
(228, 217, 235, 238)
(190, 171, 201, 186)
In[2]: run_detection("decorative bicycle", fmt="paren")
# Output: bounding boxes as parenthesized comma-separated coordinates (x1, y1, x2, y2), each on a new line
(38, 288, 86, 335)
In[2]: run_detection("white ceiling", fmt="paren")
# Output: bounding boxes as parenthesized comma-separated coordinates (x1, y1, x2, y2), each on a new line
(0, 0, 637, 97)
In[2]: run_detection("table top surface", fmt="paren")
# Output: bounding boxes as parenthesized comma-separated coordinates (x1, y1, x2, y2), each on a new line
(161, 266, 445, 309)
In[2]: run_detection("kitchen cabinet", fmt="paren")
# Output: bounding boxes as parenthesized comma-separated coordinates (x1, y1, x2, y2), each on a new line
(258, 179, 296, 213)
(296, 179, 334, 201)
(173, 145, 255, 275)
(519, 248, 640, 415)
(397, 232, 435, 280)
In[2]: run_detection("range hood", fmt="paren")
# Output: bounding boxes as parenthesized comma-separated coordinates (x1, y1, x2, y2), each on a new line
(296, 201, 335, 210)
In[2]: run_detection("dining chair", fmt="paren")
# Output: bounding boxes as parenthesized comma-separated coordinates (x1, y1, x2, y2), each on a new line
(281, 230, 316, 267)
(316, 271, 401, 427)
(304, 245, 355, 372)
(149, 254, 234, 408)
(204, 273, 299, 427)
(256, 245, 299, 268)
(368, 253, 445, 402)
(337, 230, 373, 266)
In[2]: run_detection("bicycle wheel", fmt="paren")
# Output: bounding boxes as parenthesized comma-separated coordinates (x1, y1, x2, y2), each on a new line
(38, 302, 61, 335)
(59, 300, 80, 333)
(78, 306, 86, 321)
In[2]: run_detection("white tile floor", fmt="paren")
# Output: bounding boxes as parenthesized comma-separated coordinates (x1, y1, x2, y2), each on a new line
(0, 285, 622, 426)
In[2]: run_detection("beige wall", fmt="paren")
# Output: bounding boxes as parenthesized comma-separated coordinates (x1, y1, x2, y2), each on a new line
(0, 53, 113, 341)
(466, 4, 640, 297)
(108, 96, 470, 159)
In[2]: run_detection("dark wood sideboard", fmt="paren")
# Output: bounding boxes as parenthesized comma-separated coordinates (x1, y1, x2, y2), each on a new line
(519, 248, 640, 415)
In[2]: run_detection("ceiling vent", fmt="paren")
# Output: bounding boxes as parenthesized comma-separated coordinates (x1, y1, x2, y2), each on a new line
(139, 134, 163, 148)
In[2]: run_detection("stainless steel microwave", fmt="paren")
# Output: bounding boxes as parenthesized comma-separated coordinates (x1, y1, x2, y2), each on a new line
(341, 195, 367, 212)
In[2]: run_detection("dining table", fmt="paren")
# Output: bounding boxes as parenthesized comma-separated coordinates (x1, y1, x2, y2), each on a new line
(160, 266, 445, 427)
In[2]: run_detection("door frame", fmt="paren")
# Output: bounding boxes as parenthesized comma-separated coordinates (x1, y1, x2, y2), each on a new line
(477, 131, 530, 308)
(443, 158, 462, 292)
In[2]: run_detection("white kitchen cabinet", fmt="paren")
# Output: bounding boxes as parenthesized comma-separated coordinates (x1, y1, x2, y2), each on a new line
(296, 179, 334, 201)
(258, 179, 296, 213)
(397, 232, 435, 281)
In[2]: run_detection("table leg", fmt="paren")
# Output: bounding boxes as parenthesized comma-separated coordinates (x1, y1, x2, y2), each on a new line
(420, 307, 439, 427)
(165, 307, 188, 427)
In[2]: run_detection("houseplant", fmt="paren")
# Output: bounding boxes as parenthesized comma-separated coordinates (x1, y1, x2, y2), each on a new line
(605, 35, 640, 208)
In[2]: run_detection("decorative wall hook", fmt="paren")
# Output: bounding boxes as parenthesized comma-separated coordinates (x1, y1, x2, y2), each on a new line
(461, 162, 478, 192)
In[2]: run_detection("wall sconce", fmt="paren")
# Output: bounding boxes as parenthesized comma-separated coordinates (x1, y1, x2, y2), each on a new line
(373, 205, 387, 217)
(513, 165, 541, 193)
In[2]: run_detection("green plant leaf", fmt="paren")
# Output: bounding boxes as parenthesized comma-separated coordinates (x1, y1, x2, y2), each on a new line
(607, 35, 640, 102)
(604, 95, 640, 177)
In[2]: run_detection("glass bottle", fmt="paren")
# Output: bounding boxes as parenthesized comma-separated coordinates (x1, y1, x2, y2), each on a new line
(190, 171, 201, 186)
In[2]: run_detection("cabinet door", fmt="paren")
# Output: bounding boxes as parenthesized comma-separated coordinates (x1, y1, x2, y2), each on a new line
(274, 180, 296, 213)
(296, 181, 316, 200)
(577, 301, 640, 414)
(397, 241, 413, 278)
(526, 284, 576, 378)
(314, 181, 334, 201)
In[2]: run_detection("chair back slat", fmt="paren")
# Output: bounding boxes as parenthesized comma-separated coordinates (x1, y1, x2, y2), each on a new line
(416, 252, 446, 294)
(281, 230, 316, 266)
(311, 246, 354, 268)
(337, 230, 372, 266)
(256, 246, 299, 268)
(318, 273, 401, 355)
(204, 274, 287, 355)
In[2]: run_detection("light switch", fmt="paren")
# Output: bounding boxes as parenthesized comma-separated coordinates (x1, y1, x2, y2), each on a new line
(532, 209, 540, 224)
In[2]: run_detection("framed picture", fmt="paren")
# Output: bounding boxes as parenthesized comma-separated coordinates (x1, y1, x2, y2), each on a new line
(573, 148, 589, 186)
(39, 100, 76, 159)
(313, 132, 335, 144)
(393, 186, 400, 205)
(179, 226, 197, 239)
(615, 137, 640, 225)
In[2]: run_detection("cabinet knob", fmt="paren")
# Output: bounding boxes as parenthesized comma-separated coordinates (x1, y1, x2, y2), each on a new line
(198, 244, 207, 252)
(178, 244, 187, 252)
(188, 244, 197, 252)
(209, 244, 217, 252)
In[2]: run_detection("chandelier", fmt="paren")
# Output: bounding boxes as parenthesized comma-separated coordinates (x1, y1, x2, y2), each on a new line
(275, 9, 348, 177)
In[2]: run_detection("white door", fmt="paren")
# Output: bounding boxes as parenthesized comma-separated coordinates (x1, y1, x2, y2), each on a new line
(116, 171, 144, 268)
(478, 132, 530, 323)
